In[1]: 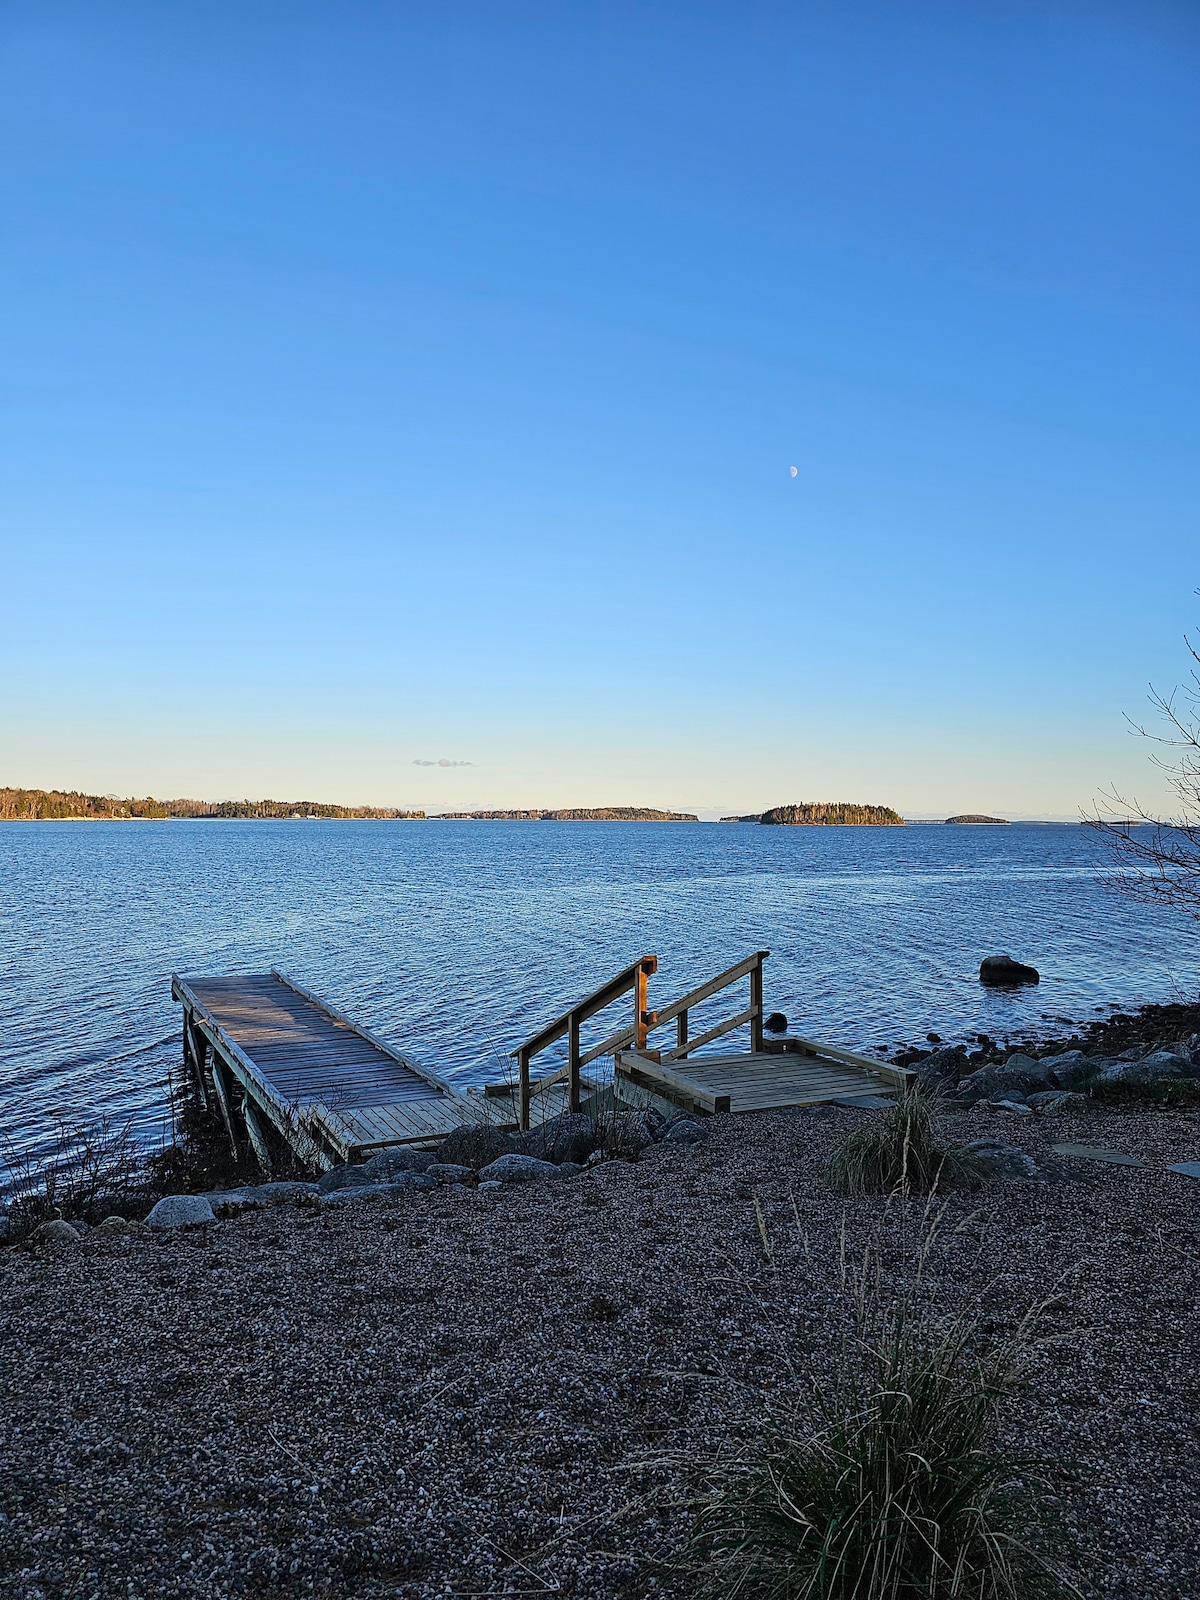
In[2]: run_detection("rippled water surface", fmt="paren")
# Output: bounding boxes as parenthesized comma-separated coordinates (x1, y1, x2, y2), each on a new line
(3, 820, 1198, 1150)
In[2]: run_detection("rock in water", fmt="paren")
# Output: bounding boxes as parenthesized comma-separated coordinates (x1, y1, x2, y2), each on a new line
(979, 954, 1040, 987)
(146, 1194, 215, 1230)
(437, 1125, 519, 1170)
(764, 1012, 789, 1034)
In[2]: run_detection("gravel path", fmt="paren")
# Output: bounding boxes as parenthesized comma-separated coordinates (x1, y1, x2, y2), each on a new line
(2, 1104, 1199, 1599)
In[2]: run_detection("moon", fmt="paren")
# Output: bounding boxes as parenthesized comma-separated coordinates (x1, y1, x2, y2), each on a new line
(789, 465, 798, 478)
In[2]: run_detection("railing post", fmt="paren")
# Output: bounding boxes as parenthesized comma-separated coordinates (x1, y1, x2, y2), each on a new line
(750, 953, 764, 1053)
(676, 1008, 688, 1057)
(518, 1046, 532, 1131)
(634, 962, 649, 1051)
(567, 1010, 582, 1115)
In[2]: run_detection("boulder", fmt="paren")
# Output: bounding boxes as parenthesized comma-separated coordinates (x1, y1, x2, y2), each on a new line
(979, 955, 1040, 987)
(1040, 1050, 1092, 1089)
(605, 1108, 663, 1158)
(1098, 1052, 1192, 1088)
(920, 1046, 967, 1079)
(26, 1218, 81, 1247)
(320, 1174, 436, 1204)
(317, 1163, 375, 1194)
(963, 1139, 1040, 1181)
(477, 1154, 563, 1185)
(764, 1012, 789, 1034)
(520, 1112, 600, 1165)
(94, 1214, 151, 1236)
(436, 1124, 519, 1170)
(662, 1119, 709, 1145)
(993, 1053, 1054, 1090)
(990, 1098, 1033, 1116)
(363, 1147, 436, 1181)
(427, 1162, 473, 1185)
(146, 1194, 215, 1230)
(956, 1067, 999, 1103)
(1028, 1090, 1089, 1115)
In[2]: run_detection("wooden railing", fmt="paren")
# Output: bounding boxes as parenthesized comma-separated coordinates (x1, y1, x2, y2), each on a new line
(510, 949, 769, 1130)
(512, 955, 658, 1130)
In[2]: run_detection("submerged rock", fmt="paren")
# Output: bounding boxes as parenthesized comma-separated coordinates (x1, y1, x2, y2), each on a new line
(979, 955, 1040, 987)
(146, 1194, 215, 1230)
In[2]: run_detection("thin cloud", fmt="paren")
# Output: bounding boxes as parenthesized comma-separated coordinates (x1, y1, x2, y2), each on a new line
(412, 758, 475, 768)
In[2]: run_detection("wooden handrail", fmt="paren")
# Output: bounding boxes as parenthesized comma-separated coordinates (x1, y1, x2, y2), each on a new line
(510, 949, 770, 1130)
(514, 955, 658, 1129)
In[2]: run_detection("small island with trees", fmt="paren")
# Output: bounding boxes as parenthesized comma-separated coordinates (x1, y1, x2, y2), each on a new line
(720, 802, 905, 825)
(945, 814, 1010, 825)
(431, 807, 698, 821)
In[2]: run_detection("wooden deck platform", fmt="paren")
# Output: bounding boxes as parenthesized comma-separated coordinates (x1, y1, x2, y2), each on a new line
(615, 1039, 905, 1117)
(172, 971, 481, 1169)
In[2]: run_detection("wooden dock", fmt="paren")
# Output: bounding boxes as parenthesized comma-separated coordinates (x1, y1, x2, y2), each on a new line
(172, 971, 480, 1170)
(514, 950, 911, 1125)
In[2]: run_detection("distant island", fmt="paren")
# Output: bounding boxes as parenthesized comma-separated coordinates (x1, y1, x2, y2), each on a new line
(720, 802, 904, 826)
(945, 814, 1009, 825)
(0, 787, 423, 821)
(432, 807, 698, 822)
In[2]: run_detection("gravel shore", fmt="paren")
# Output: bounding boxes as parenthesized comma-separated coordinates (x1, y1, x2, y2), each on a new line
(3, 1103, 1199, 1599)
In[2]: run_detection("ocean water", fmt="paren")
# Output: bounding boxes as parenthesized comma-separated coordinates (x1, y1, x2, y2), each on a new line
(2, 819, 1197, 1156)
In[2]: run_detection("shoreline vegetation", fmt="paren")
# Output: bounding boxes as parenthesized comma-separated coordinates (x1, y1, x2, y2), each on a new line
(430, 806, 698, 821)
(721, 802, 905, 825)
(0, 787, 424, 821)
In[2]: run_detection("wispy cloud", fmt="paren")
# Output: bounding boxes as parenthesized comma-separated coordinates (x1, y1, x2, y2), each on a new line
(412, 758, 475, 768)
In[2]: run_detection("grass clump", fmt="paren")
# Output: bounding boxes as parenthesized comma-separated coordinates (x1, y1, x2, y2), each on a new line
(691, 1216, 1075, 1600)
(828, 1093, 979, 1197)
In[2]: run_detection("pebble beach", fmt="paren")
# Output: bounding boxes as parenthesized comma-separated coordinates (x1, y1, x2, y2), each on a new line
(3, 1101, 1199, 1599)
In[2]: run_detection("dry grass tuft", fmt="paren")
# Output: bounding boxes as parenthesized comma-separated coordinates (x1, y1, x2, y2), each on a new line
(827, 1093, 980, 1197)
(691, 1212, 1077, 1600)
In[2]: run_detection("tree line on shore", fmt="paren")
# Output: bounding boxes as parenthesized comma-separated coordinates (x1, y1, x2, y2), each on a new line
(0, 788, 424, 821)
(721, 802, 905, 825)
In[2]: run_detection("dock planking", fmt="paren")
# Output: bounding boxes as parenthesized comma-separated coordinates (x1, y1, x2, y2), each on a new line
(173, 971, 480, 1168)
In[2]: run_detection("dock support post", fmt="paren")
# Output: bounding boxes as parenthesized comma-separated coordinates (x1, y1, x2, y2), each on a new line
(518, 1046, 531, 1133)
(184, 1014, 209, 1109)
(567, 1010, 581, 1115)
(240, 1094, 272, 1173)
(208, 1054, 239, 1157)
(750, 954, 764, 1054)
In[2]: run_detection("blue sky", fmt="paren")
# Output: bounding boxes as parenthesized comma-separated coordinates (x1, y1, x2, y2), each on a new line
(2, 1, 1198, 817)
